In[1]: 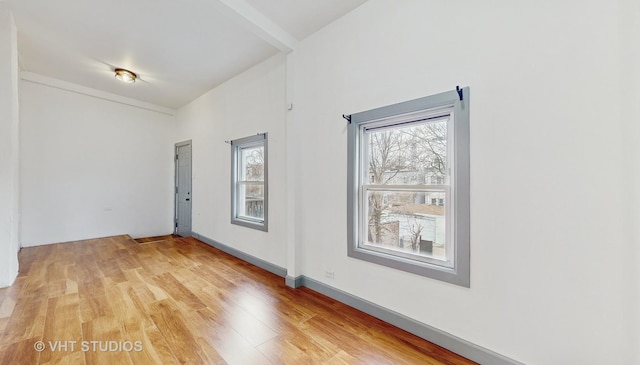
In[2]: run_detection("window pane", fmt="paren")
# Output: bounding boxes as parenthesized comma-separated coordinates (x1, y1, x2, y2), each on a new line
(237, 183, 264, 220)
(363, 190, 446, 261)
(366, 120, 447, 185)
(240, 146, 264, 181)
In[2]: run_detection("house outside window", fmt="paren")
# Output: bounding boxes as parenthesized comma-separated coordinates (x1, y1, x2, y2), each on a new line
(347, 88, 469, 286)
(231, 133, 268, 231)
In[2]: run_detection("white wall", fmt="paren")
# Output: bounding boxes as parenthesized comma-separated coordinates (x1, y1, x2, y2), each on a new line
(619, 0, 640, 362)
(19, 78, 176, 246)
(286, 0, 635, 364)
(0, 4, 20, 287)
(175, 53, 287, 268)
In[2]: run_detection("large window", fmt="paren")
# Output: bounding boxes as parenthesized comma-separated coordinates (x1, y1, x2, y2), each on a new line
(347, 89, 469, 286)
(231, 133, 268, 231)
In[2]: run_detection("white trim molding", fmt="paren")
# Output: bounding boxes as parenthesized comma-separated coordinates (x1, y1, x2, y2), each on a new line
(20, 72, 176, 116)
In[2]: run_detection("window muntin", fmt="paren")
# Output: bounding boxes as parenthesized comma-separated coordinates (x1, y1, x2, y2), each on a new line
(231, 134, 268, 231)
(359, 112, 454, 268)
(347, 88, 469, 286)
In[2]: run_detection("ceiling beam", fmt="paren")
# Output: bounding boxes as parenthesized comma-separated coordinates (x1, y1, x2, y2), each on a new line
(212, 0, 298, 53)
(21, 72, 176, 116)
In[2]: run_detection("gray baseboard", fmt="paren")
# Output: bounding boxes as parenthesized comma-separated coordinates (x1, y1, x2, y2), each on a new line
(191, 232, 287, 278)
(285, 275, 303, 288)
(190, 233, 520, 365)
(295, 275, 522, 365)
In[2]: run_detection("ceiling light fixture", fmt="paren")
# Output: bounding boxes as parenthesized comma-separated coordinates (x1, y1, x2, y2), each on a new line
(114, 68, 137, 84)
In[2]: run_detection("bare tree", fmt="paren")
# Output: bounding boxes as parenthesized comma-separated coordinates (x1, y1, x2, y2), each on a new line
(407, 218, 424, 251)
(366, 121, 447, 245)
(401, 122, 447, 178)
(243, 146, 265, 203)
(368, 129, 407, 243)
(244, 147, 264, 180)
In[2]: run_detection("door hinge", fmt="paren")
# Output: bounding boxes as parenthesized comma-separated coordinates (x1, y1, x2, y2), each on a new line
(175, 186, 178, 194)
(175, 222, 178, 228)
(175, 154, 179, 160)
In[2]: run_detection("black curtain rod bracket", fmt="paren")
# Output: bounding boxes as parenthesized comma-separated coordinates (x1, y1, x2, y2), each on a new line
(456, 85, 463, 101)
(343, 114, 352, 124)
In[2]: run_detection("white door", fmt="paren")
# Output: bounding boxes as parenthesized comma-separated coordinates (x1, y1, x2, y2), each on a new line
(175, 141, 192, 237)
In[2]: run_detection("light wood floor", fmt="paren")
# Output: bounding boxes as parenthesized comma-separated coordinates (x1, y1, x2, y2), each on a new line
(0, 235, 476, 364)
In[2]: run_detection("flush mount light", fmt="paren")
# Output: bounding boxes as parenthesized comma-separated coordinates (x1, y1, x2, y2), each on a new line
(114, 68, 137, 83)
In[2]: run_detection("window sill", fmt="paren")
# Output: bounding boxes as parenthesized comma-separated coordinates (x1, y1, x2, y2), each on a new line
(231, 218, 268, 232)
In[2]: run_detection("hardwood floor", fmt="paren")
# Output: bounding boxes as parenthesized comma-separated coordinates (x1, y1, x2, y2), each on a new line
(0, 235, 476, 364)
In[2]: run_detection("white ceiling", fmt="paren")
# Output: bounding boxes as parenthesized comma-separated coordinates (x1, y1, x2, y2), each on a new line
(7, 0, 367, 109)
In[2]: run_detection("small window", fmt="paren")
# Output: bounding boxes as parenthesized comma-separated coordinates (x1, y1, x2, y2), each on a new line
(347, 88, 469, 286)
(231, 134, 268, 231)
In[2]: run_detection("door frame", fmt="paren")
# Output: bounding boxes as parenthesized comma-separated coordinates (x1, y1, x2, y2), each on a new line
(174, 140, 192, 236)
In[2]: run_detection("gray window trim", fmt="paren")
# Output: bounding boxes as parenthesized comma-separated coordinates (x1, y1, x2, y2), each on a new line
(231, 133, 268, 232)
(347, 88, 470, 287)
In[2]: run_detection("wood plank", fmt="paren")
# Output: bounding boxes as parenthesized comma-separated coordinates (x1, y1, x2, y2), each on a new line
(257, 333, 339, 364)
(193, 307, 272, 364)
(148, 299, 209, 364)
(0, 337, 41, 365)
(40, 350, 84, 365)
(0, 295, 48, 346)
(40, 293, 82, 364)
(152, 272, 206, 310)
(81, 316, 133, 365)
(77, 279, 113, 322)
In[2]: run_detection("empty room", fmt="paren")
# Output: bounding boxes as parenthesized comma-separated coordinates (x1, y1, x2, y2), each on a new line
(0, 0, 638, 364)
